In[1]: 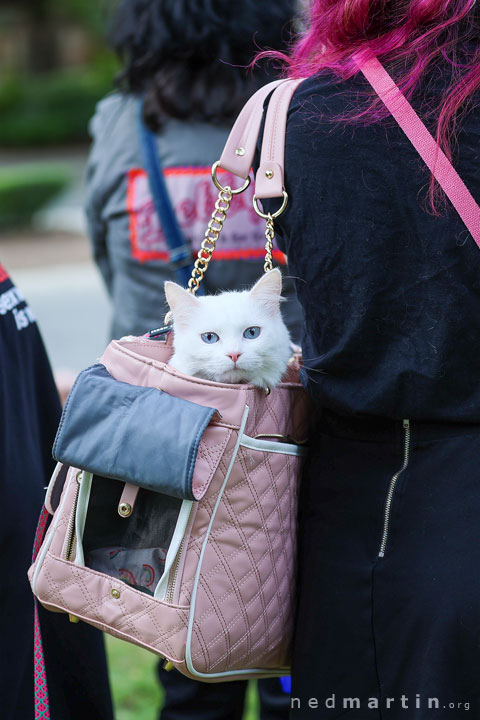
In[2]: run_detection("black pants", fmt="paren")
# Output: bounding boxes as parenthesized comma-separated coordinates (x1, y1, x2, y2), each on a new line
(292, 409, 480, 719)
(158, 664, 289, 720)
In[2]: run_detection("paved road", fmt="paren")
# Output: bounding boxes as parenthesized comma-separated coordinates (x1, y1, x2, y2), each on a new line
(1, 145, 111, 374)
(3, 232, 111, 372)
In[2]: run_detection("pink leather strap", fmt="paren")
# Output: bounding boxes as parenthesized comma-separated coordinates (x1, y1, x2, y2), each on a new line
(218, 77, 305, 204)
(255, 78, 305, 199)
(118, 482, 139, 517)
(357, 55, 480, 247)
(218, 78, 287, 180)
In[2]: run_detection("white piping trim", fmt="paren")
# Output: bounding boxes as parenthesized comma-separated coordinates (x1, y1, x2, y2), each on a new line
(32, 468, 77, 594)
(185, 406, 290, 679)
(44, 461, 64, 513)
(240, 434, 306, 457)
(155, 499, 194, 600)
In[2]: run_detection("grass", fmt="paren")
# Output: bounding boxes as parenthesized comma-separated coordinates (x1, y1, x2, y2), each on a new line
(106, 636, 162, 720)
(106, 635, 260, 720)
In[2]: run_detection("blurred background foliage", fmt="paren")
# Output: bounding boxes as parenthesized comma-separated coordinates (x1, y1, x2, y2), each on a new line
(0, 0, 119, 147)
(0, 59, 117, 146)
(0, 0, 119, 228)
(0, 163, 72, 229)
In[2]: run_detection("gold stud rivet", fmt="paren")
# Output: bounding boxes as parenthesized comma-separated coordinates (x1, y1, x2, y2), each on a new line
(111, 588, 121, 599)
(235, 147, 245, 156)
(265, 169, 274, 179)
(118, 502, 132, 517)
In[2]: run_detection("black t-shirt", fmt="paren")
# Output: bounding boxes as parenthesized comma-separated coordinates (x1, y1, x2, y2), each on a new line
(0, 265, 60, 514)
(0, 266, 113, 720)
(261, 71, 480, 421)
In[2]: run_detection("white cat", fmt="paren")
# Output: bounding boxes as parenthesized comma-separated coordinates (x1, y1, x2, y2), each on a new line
(164, 269, 292, 389)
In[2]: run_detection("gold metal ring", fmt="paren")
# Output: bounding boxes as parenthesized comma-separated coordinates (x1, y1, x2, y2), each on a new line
(253, 191, 288, 219)
(211, 161, 251, 195)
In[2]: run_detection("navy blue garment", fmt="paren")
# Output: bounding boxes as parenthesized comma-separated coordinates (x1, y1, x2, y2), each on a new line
(137, 100, 195, 288)
(261, 70, 480, 421)
(0, 266, 113, 720)
(254, 61, 480, 720)
(158, 664, 290, 720)
(292, 409, 480, 718)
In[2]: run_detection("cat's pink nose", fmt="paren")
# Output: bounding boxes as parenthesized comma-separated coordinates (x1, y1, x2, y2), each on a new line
(227, 352, 242, 364)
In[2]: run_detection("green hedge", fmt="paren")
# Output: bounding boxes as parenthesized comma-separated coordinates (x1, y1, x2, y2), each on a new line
(0, 57, 117, 147)
(0, 164, 71, 229)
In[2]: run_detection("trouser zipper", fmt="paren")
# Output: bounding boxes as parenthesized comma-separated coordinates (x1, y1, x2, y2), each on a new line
(378, 419, 411, 558)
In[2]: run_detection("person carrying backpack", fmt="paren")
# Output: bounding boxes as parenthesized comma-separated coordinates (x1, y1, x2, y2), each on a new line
(256, 2, 480, 717)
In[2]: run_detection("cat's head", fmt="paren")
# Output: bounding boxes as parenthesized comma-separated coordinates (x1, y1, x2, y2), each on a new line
(164, 269, 292, 389)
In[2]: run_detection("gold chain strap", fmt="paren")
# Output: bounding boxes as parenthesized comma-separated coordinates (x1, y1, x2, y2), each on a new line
(263, 213, 275, 273)
(164, 165, 288, 326)
(187, 187, 233, 294)
(162, 158, 289, 328)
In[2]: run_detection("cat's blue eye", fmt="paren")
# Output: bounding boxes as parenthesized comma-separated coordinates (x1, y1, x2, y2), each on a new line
(243, 326, 261, 339)
(201, 332, 219, 344)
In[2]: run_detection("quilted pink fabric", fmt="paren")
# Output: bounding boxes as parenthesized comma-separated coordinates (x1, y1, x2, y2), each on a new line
(28, 334, 309, 681)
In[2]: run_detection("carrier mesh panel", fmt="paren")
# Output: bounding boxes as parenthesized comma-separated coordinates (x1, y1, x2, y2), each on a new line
(82, 475, 182, 595)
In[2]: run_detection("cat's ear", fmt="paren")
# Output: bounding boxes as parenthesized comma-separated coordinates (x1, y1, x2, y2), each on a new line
(164, 281, 199, 323)
(249, 269, 283, 315)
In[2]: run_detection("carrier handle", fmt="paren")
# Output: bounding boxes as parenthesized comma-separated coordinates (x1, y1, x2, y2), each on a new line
(217, 78, 287, 181)
(185, 78, 305, 295)
(217, 77, 304, 203)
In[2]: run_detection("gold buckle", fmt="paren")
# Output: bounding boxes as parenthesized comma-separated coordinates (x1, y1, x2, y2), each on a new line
(253, 191, 288, 220)
(211, 161, 251, 195)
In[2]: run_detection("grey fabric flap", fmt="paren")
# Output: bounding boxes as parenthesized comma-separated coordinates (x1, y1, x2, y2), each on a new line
(53, 364, 216, 500)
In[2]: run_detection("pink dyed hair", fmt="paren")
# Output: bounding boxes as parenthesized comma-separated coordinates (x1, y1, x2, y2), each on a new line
(260, 0, 480, 211)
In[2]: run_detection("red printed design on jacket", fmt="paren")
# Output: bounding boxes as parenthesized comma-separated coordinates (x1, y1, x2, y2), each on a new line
(0, 264, 9, 284)
(126, 167, 286, 264)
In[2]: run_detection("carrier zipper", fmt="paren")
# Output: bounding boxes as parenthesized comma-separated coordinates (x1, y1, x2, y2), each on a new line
(378, 419, 410, 558)
(65, 471, 82, 562)
(165, 504, 194, 604)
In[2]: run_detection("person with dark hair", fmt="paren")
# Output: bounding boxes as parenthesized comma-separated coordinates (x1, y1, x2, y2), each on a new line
(85, 1, 301, 718)
(255, 2, 480, 717)
(86, 0, 302, 343)
(110, 0, 298, 132)
(0, 264, 114, 720)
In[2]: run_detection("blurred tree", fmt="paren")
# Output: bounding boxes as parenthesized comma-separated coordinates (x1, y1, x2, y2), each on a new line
(50, 0, 113, 37)
(0, 0, 118, 146)
(0, 0, 116, 73)
(19, 0, 60, 73)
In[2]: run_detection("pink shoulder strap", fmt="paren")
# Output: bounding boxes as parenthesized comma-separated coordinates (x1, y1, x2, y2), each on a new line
(218, 78, 286, 180)
(218, 57, 480, 246)
(254, 78, 305, 199)
(218, 78, 302, 199)
(357, 55, 480, 247)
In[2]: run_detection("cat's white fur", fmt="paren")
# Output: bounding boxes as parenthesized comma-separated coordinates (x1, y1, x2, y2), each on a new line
(164, 269, 291, 389)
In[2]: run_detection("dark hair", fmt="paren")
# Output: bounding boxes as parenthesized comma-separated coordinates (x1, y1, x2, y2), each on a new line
(108, 0, 297, 131)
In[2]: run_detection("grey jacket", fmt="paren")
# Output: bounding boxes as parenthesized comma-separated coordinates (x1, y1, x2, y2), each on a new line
(85, 92, 302, 341)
